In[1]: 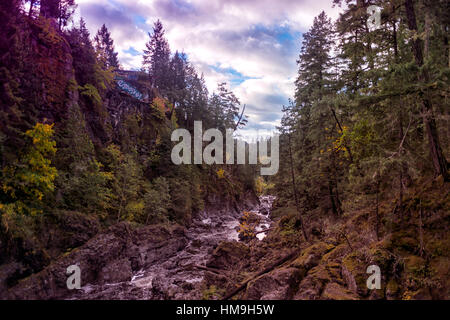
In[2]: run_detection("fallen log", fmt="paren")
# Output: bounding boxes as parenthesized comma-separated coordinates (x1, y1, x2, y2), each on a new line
(222, 249, 301, 300)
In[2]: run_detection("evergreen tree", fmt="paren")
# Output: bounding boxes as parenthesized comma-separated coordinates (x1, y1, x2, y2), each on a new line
(143, 19, 171, 94)
(94, 24, 120, 70)
(67, 18, 97, 86)
(58, 0, 77, 30)
(209, 82, 242, 131)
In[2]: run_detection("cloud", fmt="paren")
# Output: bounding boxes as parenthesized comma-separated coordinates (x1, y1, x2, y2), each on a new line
(76, 0, 341, 135)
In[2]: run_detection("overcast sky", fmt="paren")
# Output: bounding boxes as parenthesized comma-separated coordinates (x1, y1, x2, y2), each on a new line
(75, 0, 342, 139)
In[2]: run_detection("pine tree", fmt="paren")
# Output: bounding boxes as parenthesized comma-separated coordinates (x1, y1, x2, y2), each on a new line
(209, 83, 242, 131)
(67, 18, 97, 86)
(143, 19, 171, 94)
(403, 0, 448, 181)
(94, 24, 120, 70)
(293, 11, 345, 215)
(58, 0, 77, 30)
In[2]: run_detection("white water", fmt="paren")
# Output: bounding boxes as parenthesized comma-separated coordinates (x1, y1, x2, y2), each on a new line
(72, 195, 275, 300)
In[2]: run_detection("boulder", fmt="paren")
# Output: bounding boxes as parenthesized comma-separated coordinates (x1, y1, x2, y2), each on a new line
(244, 267, 302, 300)
(291, 242, 335, 272)
(321, 282, 358, 300)
(98, 258, 132, 284)
(3, 223, 188, 300)
(206, 241, 250, 270)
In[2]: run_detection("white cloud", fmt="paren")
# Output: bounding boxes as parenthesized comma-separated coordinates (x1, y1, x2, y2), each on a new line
(76, 0, 342, 132)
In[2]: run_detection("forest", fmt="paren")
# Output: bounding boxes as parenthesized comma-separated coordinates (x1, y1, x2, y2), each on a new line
(0, 0, 448, 301)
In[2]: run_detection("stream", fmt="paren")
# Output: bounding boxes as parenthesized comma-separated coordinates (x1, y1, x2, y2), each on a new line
(69, 195, 275, 300)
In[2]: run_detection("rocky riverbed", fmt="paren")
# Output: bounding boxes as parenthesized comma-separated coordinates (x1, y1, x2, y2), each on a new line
(2, 194, 275, 300)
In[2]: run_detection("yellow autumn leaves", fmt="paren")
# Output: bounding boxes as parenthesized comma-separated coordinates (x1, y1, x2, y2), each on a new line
(216, 168, 225, 179)
(1, 123, 57, 216)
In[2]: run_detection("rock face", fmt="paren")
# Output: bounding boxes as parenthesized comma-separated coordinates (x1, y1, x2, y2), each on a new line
(1, 223, 189, 300)
(244, 268, 302, 300)
(2, 193, 265, 300)
(206, 241, 250, 270)
(0, 210, 100, 292)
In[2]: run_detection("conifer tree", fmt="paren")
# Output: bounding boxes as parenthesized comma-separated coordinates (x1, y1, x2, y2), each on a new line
(143, 19, 171, 93)
(94, 24, 120, 70)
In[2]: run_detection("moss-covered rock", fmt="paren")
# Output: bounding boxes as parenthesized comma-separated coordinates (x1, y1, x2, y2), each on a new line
(386, 279, 400, 299)
(291, 242, 335, 272)
(206, 241, 250, 270)
(342, 250, 369, 297)
(369, 247, 394, 273)
(321, 244, 348, 263)
(391, 233, 419, 252)
(244, 267, 302, 300)
(403, 255, 426, 274)
(321, 282, 358, 300)
(428, 257, 450, 299)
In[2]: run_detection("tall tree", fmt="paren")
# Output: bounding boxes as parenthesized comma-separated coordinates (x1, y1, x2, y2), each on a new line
(294, 11, 344, 215)
(404, 0, 448, 181)
(209, 83, 242, 131)
(67, 18, 97, 86)
(94, 24, 120, 70)
(142, 19, 171, 94)
(57, 0, 77, 31)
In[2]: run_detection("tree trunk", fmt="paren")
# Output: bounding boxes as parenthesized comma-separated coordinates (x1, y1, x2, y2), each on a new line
(28, 0, 36, 16)
(375, 180, 380, 241)
(404, 0, 449, 181)
(328, 106, 354, 163)
(288, 134, 308, 241)
(419, 202, 424, 257)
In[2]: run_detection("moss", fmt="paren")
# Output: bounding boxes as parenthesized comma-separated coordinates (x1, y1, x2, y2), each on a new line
(202, 285, 225, 300)
(386, 279, 399, 299)
(291, 242, 335, 270)
(342, 250, 369, 296)
(270, 206, 297, 220)
(404, 255, 426, 274)
(321, 244, 348, 263)
(325, 262, 343, 283)
(342, 251, 362, 272)
(322, 282, 358, 300)
(426, 237, 450, 257)
(430, 257, 450, 281)
(369, 247, 393, 271)
(386, 230, 419, 253)
(308, 265, 331, 283)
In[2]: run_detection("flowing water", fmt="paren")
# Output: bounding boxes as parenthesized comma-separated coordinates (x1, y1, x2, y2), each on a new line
(69, 195, 275, 300)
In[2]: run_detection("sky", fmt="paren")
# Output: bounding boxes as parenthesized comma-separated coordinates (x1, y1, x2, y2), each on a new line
(74, 0, 342, 140)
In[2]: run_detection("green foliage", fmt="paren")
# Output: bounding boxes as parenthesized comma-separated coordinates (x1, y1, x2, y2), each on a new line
(80, 83, 102, 106)
(255, 176, 274, 196)
(55, 103, 112, 215)
(94, 24, 120, 69)
(144, 177, 171, 224)
(103, 144, 145, 222)
(202, 285, 225, 300)
(1, 123, 57, 215)
(274, 1, 449, 219)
